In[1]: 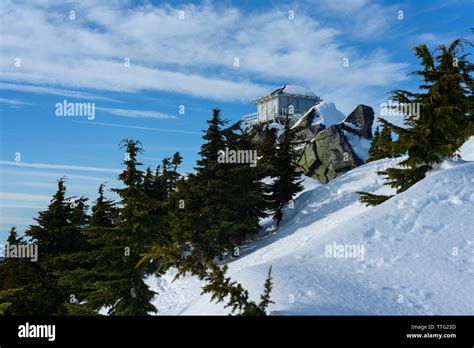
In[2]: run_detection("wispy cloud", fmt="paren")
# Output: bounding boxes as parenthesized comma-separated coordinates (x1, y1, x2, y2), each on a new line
(78, 121, 201, 135)
(0, 169, 117, 182)
(0, 97, 32, 106)
(142, 145, 198, 153)
(0, 216, 34, 226)
(0, 82, 120, 102)
(0, 203, 47, 209)
(97, 107, 177, 119)
(414, 32, 458, 46)
(0, 192, 52, 202)
(0, 161, 121, 173)
(311, 0, 401, 40)
(2, 180, 106, 192)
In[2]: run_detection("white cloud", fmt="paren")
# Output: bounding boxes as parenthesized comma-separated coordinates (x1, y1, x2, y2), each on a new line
(0, 0, 407, 110)
(0, 97, 32, 106)
(97, 107, 177, 119)
(312, 0, 399, 40)
(0, 82, 119, 102)
(414, 32, 458, 46)
(0, 192, 52, 202)
(0, 161, 121, 173)
(78, 121, 201, 135)
(0, 169, 116, 182)
(0, 203, 47, 209)
(0, 216, 34, 226)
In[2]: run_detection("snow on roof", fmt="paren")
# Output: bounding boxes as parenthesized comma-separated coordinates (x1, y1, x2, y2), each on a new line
(256, 84, 318, 101)
(277, 84, 316, 96)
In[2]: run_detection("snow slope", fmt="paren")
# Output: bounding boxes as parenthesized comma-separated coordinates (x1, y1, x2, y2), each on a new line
(460, 135, 474, 161)
(150, 140, 474, 315)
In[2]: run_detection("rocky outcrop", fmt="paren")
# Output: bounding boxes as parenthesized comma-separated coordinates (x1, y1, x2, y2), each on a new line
(296, 104, 374, 183)
(249, 103, 374, 184)
(343, 104, 374, 138)
(298, 125, 361, 183)
(292, 107, 326, 142)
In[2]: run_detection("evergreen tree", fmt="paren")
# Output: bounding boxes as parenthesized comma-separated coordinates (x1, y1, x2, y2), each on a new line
(0, 227, 22, 290)
(160, 153, 183, 199)
(171, 152, 183, 172)
(225, 122, 269, 246)
(27, 178, 87, 261)
(64, 140, 165, 315)
(0, 180, 88, 315)
(152, 165, 167, 200)
(28, 179, 88, 314)
(0, 227, 28, 315)
(142, 166, 168, 220)
(101, 139, 161, 315)
(59, 184, 118, 315)
(141, 165, 166, 218)
(164, 109, 235, 274)
(202, 262, 274, 316)
(367, 124, 394, 162)
(254, 126, 279, 217)
(359, 39, 473, 205)
(357, 191, 393, 206)
(90, 184, 118, 228)
(0, 288, 21, 315)
(367, 126, 382, 162)
(257, 126, 278, 174)
(147, 109, 268, 276)
(143, 167, 156, 198)
(379, 123, 394, 158)
(0, 226, 58, 315)
(140, 154, 183, 271)
(271, 120, 303, 225)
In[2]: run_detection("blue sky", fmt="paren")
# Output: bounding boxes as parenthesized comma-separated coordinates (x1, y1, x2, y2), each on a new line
(0, 0, 473, 242)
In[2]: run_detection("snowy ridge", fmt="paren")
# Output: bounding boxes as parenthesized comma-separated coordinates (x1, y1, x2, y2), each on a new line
(150, 138, 474, 315)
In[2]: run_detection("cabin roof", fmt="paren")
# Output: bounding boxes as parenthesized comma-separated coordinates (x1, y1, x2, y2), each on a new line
(254, 84, 320, 103)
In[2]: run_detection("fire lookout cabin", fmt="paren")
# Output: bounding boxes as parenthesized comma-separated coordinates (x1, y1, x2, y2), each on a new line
(243, 85, 321, 128)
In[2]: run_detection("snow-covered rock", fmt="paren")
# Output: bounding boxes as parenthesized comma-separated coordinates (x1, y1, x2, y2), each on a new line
(297, 104, 374, 183)
(293, 101, 346, 129)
